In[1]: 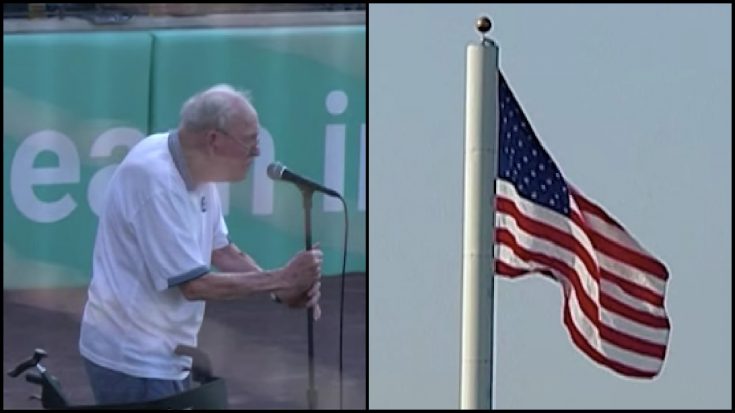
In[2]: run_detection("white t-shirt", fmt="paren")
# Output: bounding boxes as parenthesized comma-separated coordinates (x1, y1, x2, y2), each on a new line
(79, 130, 229, 380)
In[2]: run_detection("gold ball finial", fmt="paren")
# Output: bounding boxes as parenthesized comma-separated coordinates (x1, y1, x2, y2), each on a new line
(476, 16, 492, 34)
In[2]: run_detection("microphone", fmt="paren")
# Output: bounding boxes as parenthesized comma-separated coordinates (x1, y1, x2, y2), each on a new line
(267, 162, 341, 198)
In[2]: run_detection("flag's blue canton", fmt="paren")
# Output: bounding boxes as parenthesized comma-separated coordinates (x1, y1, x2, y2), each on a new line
(498, 74, 570, 216)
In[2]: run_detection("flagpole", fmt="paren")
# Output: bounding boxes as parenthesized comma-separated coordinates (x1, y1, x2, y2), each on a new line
(461, 16, 499, 410)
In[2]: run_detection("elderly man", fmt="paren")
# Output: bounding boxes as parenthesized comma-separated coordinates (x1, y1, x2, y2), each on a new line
(79, 84, 322, 405)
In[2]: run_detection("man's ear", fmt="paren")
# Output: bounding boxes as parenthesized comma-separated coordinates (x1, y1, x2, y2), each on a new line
(207, 130, 219, 154)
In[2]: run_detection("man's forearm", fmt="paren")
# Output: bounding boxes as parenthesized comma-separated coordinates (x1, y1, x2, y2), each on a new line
(181, 269, 285, 301)
(212, 243, 263, 273)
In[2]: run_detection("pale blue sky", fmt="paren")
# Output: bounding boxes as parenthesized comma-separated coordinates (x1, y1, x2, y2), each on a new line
(369, 4, 731, 409)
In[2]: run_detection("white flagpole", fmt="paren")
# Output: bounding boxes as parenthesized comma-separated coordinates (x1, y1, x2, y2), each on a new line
(460, 16, 499, 410)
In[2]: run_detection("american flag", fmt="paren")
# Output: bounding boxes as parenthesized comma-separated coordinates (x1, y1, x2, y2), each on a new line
(494, 73, 670, 378)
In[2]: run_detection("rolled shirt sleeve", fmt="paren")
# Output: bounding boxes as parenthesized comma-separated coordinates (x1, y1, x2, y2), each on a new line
(129, 190, 210, 291)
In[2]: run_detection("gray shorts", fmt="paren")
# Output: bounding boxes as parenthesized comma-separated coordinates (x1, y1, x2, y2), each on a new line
(83, 357, 191, 405)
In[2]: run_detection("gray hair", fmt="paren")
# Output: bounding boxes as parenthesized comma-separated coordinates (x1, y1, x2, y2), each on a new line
(179, 84, 254, 133)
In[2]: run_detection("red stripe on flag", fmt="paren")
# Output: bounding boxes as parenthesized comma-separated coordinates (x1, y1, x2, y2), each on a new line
(570, 190, 625, 231)
(585, 231, 669, 281)
(495, 260, 527, 277)
(600, 292, 670, 329)
(496, 228, 667, 360)
(598, 323, 666, 359)
(601, 268, 665, 307)
(497, 197, 600, 281)
(562, 301, 659, 378)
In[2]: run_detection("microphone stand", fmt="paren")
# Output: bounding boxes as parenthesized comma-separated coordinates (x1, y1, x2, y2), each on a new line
(300, 187, 318, 410)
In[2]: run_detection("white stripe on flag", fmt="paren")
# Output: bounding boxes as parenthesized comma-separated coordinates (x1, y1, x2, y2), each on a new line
(567, 289, 664, 372)
(497, 240, 667, 345)
(496, 211, 600, 302)
(597, 252, 667, 296)
(600, 279, 668, 318)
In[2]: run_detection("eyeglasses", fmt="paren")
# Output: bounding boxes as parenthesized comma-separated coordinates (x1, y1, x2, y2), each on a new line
(216, 128, 259, 153)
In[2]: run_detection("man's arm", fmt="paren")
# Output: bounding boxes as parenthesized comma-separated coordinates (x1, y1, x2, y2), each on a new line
(211, 243, 262, 273)
(208, 243, 322, 319)
(179, 269, 286, 301)
(180, 245, 321, 302)
(178, 244, 269, 302)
